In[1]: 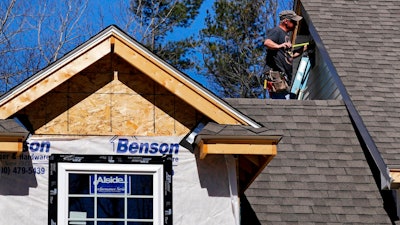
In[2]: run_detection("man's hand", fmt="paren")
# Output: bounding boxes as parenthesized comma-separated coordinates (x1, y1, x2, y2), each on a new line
(264, 39, 291, 50)
(280, 42, 292, 49)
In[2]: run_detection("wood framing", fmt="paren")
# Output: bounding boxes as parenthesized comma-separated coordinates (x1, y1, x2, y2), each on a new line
(15, 55, 201, 136)
(198, 139, 277, 160)
(0, 137, 25, 155)
(197, 137, 279, 192)
(239, 154, 275, 193)
(0, 26, 259, 128)
(112, 36, 247, 125)
(390, 170, 400, 189)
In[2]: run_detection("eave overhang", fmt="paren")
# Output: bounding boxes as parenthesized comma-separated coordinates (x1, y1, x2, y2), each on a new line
(0, 119, 29, 155)
(0, 136, 26, 155)
(196, 134, 281, 193)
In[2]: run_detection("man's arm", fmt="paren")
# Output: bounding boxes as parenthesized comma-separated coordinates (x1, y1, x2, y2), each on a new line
(264, 38, 291, 50)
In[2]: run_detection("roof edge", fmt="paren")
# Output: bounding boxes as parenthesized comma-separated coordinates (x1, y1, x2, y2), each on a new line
(0, 26, 118, 106)
(298, 0, 391, 189)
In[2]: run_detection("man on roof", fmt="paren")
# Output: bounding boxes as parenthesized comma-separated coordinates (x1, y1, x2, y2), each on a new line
(264, 10, 305, 99)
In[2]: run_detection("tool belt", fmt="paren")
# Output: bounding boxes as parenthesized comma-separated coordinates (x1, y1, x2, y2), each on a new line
(263, 70, 290, 93)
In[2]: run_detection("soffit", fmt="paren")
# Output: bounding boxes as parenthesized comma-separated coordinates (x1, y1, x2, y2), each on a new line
(195, 122, 282, 192)
(0, 119, 29, 155)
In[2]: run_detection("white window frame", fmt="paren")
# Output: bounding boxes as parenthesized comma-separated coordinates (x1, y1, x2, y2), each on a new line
(48, 154, 172, 225)
(58, 163, 163, 225)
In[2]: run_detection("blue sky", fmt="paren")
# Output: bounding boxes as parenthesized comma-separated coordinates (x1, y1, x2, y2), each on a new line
(89, 0, 213, 39)
(87, 0, 214, 87)
(85, 0, 292, 89)
(0, 0, 292, 93)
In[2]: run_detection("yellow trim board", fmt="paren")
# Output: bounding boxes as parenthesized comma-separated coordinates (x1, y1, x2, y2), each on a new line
(0, 137, 25, 155)
(0, 141, 22, 152)
(199, 142, 277, 160)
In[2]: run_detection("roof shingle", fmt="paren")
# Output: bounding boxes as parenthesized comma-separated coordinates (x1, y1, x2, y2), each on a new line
(227, 99, 392, 224)
(301, 0, 400, 167)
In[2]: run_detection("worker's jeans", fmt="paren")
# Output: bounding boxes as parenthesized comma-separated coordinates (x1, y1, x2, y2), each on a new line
(269, 92, 293, 99)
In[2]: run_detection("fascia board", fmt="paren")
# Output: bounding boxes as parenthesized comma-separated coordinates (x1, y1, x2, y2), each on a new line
(0, 26, 117, 106)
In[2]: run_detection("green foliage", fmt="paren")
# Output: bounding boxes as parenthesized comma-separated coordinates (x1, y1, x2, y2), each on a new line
(0, 0, 293, 95)
(200, 0, 276, 98)
(129, 0, 203, 71)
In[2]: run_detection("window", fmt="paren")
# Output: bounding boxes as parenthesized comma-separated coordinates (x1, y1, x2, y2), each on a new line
(48, 154, 172, 225)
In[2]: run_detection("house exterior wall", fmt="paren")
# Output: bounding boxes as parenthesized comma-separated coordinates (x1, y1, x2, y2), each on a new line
(0, 136, 239, 225)
(0, 54, 239, 224)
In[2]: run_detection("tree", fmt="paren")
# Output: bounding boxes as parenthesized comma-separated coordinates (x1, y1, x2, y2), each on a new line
(0, 0, 294, 96)
(112, 0, 204, 71)
(198, 0, 293, 98)
(0, 0, 204, 94)
(0, 0, 90, 94)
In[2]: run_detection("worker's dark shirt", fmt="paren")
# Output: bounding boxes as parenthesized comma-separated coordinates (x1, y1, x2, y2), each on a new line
(265, 26, 293, 83)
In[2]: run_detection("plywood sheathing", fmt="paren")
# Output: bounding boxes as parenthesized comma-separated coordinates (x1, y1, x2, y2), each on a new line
(16, 54, 202, 136)
(111, 36, 246, 126)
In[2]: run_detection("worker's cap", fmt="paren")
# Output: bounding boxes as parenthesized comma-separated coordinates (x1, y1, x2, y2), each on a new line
(279, 10, 302, 22)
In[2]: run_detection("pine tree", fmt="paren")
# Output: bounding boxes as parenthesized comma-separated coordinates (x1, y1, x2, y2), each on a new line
(128, 0, 204, 71)
(199, 0, 283, 98)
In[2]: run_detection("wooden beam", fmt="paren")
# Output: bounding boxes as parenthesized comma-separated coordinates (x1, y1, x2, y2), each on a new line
(197, 139, 277, 192)
(390, 170, 400, 189)
(112, 37, 245, 125)
(0, 38, 112, 119)
(239, 154, 275, 193)
(198, 141, 277, 159)
(239, 155, 259, 175)
(242, 154, 264, 167)
(0, 141, 23, 154)
(199, 140, 207, 159)
(199, 142, 277, 159)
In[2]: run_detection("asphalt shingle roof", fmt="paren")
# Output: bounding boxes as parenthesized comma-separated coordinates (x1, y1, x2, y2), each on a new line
(197, 122, 279, 137)
(227, 99, 392, 224)
(0, 119, 29, 136)
(301, 0, 400, 167)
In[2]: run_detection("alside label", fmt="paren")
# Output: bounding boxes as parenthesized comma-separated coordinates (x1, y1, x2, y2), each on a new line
(90, 175, 129, 194)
